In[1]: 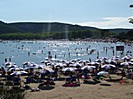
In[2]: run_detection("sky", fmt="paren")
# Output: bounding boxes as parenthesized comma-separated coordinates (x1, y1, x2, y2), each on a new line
(0, 0, 133, 29)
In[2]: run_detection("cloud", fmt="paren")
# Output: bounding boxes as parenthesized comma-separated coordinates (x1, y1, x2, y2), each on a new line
(77, 17, 133, 29)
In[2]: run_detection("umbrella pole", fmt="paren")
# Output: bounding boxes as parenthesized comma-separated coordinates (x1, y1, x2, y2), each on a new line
(108, 74, 112, 80)
(120, 68, 125, 80)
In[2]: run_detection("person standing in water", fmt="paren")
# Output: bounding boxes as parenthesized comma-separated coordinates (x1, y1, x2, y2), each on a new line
(9, 57, 11, 62)
(5, 58, 7, 63)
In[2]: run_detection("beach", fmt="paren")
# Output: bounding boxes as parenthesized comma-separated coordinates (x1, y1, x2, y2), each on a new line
(1, 40, 133, 99)
(25, 76, 133, 99)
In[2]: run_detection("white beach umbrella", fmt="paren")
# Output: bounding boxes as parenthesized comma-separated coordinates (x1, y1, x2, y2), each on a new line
(7, 64, 18, 68)
(87, 62, 100, 65)
(105, 59, 117, 64)
(43, 67, 54, 73)
(71, 62, 82, 67)
(130, 58, 133, 62)
(33, 64, 44, 69)
(120, 61, 133, 66)
(111, 56, 120, 61)
(97, 71, 109, 76)
(5, 62, 16, 66)
(54, 63, 66, 67)
(8, 67, 24, 71)
(101, 64, 116, 70)
(23, 61, 36, 67)
(10, 71, 28, 76)
(122, 55, 131, 61)
(95, 58, 103, 63)
(62, 67, 77, 72)
(81, 66, 95, 71)
(39, 70, 47, 74)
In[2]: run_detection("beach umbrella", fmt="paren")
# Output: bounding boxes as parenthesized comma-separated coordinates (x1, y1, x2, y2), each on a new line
(41, 60, 50, 64)
(33, 64, 44, 69)
(71, 63, 82, 67)
(23, 62, 42, 69)
(87, 62, 100, 66)
(62, 67, 77, 72)
(43, 67, 54, 73)
(102, 57, 108, 60)
(40, 67, 54, 73)
(6, 64, 18, 68)
(23, 61, 33, 65)
(8, 67, 24, 71)
(54, 63, 66, 67)
(81, 66, 95, 71)
(5, 62, 16, 66)
(39, 70, 47, 74)
(111, 56, 120, 61)
(23, 61, 36, 67)
(46, 62, 53, 66)
(10, 71, 28, 76)
(97, 71, 109, 76)
(130, 58, 133, 62)
(98, 57, 108, 61)
(105, 59, 117, 64)
(95, 58, 103, 63)
(122, 55, 131, 61)
(71, 58, 80, 62)
(120, 62, 129, 66)
(101, 64, 116, 70)
(120, 61, 133, 66)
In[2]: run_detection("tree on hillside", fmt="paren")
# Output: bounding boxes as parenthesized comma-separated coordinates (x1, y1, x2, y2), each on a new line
(129, 4, 133, 8)
(129, 4, 133, 23)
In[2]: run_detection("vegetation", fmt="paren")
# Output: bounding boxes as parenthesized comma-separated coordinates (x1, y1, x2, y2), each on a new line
(116, 31, 133, 41)
(129, 4, 133, 24)
(115, 3, 133, 41)
(0, 30, 115, 40)
(0, 87, 25, 99)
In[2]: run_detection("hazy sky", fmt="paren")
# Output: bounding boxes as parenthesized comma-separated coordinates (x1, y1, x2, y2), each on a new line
(0, 0, 133, 29)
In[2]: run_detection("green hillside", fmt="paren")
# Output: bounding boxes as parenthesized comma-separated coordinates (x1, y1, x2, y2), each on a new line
(0, 20, 133, 40)
(0, 21, 23, 33)
(8, 22, 98, 33)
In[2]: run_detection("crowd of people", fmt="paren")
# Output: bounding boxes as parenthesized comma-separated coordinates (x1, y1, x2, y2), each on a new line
(0, 53, 133, 91)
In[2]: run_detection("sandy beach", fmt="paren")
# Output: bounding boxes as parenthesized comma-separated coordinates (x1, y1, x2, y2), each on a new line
(25, 77, 133, 99)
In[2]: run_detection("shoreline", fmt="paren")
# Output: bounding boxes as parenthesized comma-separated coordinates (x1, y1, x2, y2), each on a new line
(0, 37, 133, 44)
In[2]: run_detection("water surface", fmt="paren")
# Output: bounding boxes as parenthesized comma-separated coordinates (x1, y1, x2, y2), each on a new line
(0, 40, 132, 67)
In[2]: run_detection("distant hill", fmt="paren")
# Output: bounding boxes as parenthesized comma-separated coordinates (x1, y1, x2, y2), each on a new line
(0, 20, 99, 34)
(8, 22, 98, 33)
(0, 20, 133, 34)
(109, 28, 133, 34)
(0, 21, 23, 33)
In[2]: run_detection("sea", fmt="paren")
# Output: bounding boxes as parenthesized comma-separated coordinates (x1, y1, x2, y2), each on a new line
(0, 40, 133, 67)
